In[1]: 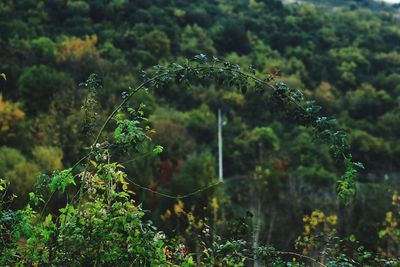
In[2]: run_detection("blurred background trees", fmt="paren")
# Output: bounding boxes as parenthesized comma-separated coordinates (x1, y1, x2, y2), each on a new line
(0, 0, 399, 257)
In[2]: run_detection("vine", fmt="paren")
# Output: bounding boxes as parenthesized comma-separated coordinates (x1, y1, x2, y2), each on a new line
(0, 55, 370, 266)
(77, 54, 362, 205)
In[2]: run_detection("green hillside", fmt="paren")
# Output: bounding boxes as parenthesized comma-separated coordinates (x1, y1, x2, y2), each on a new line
(1, 0, 400, 265)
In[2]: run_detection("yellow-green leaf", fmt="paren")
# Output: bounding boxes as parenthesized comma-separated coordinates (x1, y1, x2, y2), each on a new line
(44, 214, 53, 227)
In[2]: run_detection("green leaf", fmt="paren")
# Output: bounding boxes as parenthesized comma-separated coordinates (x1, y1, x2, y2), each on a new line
(0, 178, 7, 191)
(50, 174, 59, 193)
(354, 162, 365, 169)
(29, 192, 35, 202)
(378, 230, 387, 238)
(194, 54, 207, 63)
(153, 145, 164, 154)
(114, 126, 123, 139)
(241, 85, 248, 95)
(50, 168, 74, 193)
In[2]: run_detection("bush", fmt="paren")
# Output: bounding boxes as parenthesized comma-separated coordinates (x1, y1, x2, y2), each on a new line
(32, 146, 63, 172)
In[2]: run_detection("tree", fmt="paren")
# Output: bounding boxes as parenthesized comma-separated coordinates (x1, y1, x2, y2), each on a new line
(32, 146, 63, 172)
(0, 94, 24, 134)
(180, 24, 216, 56)
(30, 37, 56, 64)
(140, 30, 171, 59)
(346, 83, 393, 119)
(17, 65, 74, 114)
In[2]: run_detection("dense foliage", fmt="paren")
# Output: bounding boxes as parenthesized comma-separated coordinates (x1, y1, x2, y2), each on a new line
(1, 0, 400, 265)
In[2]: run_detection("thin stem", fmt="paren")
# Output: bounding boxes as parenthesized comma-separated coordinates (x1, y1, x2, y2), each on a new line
(125, 176, 222, 199)
(71, 153, 91, 171)
(120, 151, 155, 165)
(39, 190, 56, 221)
(77, 74, 163, 206)
(278, 251, 328, 267)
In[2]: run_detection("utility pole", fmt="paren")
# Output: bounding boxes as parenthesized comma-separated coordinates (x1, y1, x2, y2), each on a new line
(218, 108, 223, 182)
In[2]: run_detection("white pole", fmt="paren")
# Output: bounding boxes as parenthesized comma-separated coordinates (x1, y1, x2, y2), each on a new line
(218, 108, 223, 182)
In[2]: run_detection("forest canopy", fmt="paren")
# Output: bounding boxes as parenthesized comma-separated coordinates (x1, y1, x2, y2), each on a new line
(1, 0, 400, 265)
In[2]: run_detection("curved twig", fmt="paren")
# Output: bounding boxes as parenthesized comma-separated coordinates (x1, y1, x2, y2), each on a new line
(65, 61, 355, 207)
(278, 251, 328, 267)
(125, 176, 222, 199)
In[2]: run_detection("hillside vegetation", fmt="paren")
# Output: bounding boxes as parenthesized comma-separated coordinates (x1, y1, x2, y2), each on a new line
(1, 0, 400, 265)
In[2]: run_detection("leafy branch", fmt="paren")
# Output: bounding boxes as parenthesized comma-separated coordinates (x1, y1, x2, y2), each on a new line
(75, 54, 362, 204)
